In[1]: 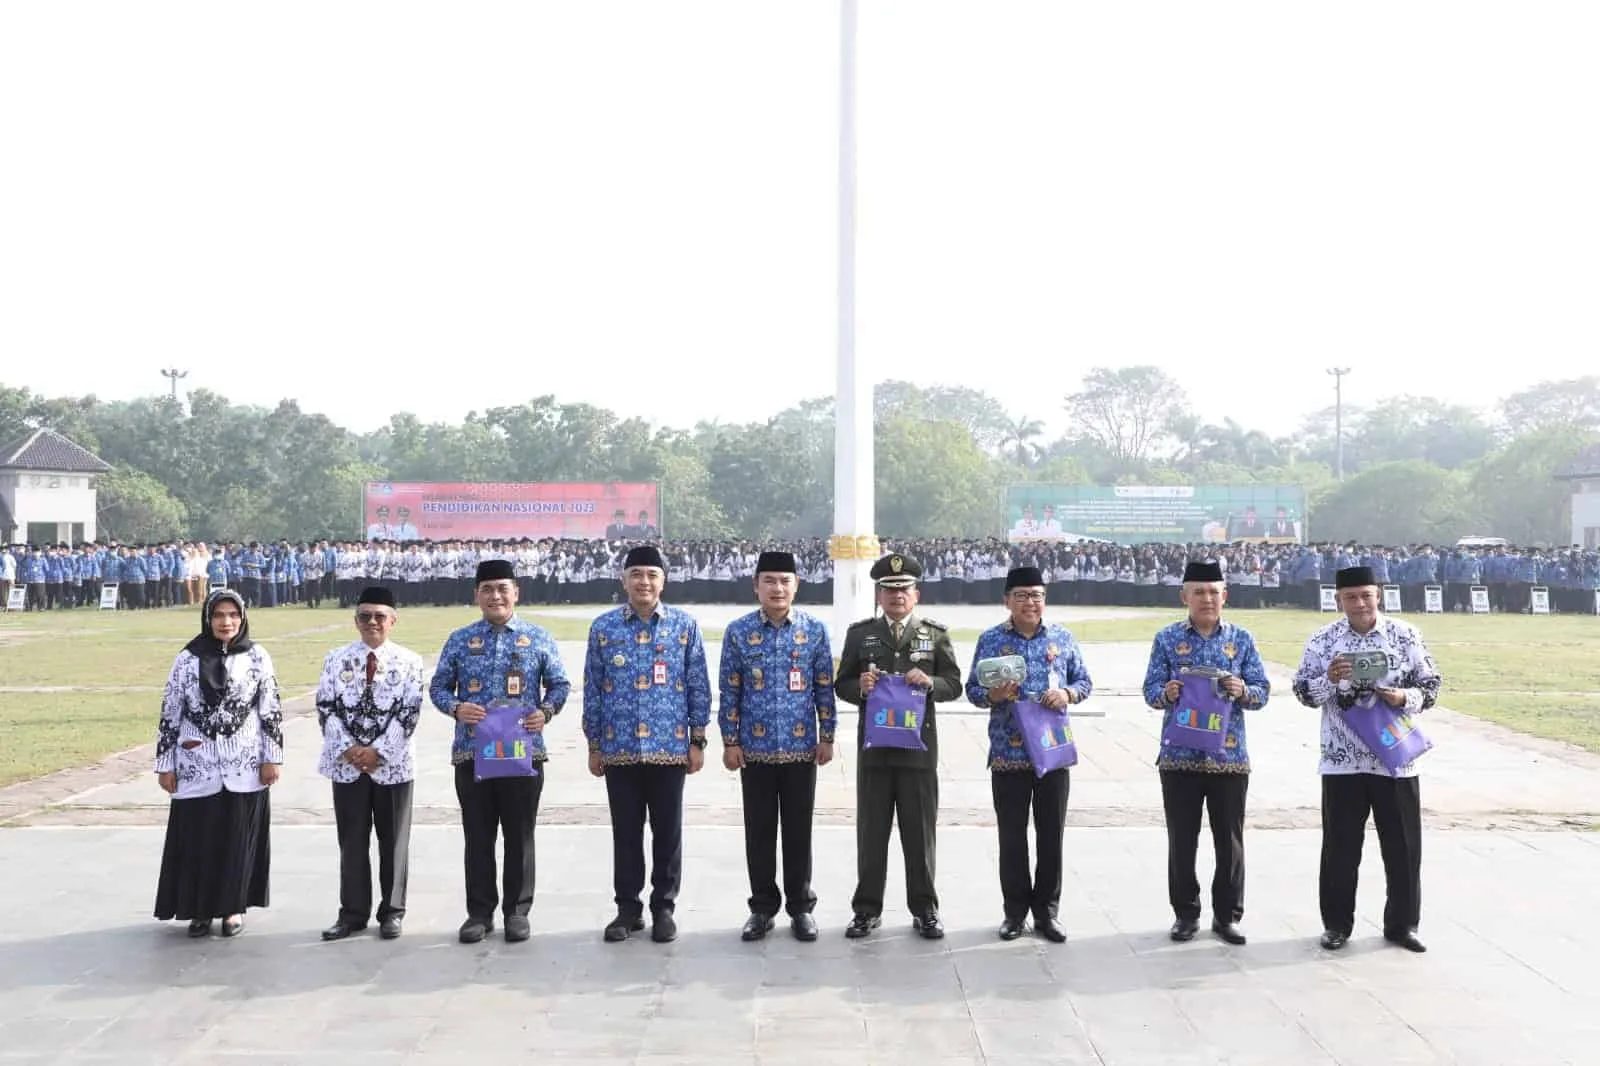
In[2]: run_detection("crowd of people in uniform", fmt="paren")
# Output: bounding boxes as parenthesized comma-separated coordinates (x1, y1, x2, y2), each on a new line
(8, 535, 1599, 615)
(153, 546, 1440, 958)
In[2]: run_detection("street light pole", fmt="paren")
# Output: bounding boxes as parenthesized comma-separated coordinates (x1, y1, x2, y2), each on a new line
(160, 367, 189, 401)
(1327, 367, 1350, 479)
(830, 0, 877, 643)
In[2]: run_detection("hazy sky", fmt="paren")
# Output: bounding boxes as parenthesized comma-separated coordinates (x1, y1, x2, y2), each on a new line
(3, 2, 1597, 441)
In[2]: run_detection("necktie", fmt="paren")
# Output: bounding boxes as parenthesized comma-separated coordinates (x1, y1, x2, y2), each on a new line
(365, 651, 377, 686)
(891, 621, 903, 644)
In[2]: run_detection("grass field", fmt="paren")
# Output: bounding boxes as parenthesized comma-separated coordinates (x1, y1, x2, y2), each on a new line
(0, 605, 676, 788)
(2, 603, 1597, 787)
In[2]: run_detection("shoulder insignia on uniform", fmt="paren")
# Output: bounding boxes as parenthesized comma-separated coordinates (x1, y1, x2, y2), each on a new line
(921, 618, 948, 631)
(847, 619, 872, 630)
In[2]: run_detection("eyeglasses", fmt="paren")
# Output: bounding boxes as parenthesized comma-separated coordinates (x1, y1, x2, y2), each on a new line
(1008, 592, 1046, 602)
(356, 612, 392, 624)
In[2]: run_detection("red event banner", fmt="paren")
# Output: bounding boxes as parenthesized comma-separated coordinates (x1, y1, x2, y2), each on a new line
(362, 482, 660, 541)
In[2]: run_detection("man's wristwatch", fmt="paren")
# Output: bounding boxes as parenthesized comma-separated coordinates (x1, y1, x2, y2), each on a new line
(689, 736, 708, 750)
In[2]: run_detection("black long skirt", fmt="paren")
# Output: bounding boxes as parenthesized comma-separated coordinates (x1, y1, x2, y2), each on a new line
(154, 788, 271, 921)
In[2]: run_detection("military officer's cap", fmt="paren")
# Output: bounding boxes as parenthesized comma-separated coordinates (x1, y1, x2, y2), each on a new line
(870, 552, 921, 588)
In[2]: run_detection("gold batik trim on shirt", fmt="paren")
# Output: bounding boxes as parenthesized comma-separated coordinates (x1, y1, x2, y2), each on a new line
(745, 750, 819, 765)
(1157, 757, 1249, 775)
(599, 751, 692, 767)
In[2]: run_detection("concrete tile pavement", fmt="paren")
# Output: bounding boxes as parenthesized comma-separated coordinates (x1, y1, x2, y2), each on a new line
(3, 602, 1599, 1063)
(0, 825, 1597, 1063)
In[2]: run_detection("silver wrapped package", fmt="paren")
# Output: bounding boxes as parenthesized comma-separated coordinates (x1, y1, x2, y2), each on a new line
(974, 655, 1027, 689)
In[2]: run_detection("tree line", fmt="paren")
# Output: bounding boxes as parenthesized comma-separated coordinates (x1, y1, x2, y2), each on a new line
(3, 369, 1596, 547)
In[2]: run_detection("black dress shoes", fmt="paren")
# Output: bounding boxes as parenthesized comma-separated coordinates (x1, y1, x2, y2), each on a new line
(1384, 930, 1427, 953)
(998, 917, 1028, 941)
(1035, 918, 1067, 944)
(845, 913, 880, 939)
(459, 917, 493, 944)
(505, 916, 531, 943)
(912, 912, 945, 940)
(187, 920, 211, 938)
(741, 913, 775, 941)
(1170, 918, 1200, 942)
(1319, 929, 1349, 951)
(791, 913, 819, 942)
(651, 911, 678, 943)
(379, 917, 402, 940)
(1212, 921, 1247, 946)
(604, 914, 646, 942)
(321, 920, 365, 942)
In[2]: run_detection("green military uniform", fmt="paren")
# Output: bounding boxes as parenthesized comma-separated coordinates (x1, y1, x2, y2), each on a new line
(834, 553, 962, 936)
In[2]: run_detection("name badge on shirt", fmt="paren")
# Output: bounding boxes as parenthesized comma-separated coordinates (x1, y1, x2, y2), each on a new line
(653, 660, 667, 686)
(506, 671, 523, 697)
(788, 667, 805, 692)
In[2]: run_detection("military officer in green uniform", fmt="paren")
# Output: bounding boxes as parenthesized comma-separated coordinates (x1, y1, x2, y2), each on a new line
(834, 552, 962, 939)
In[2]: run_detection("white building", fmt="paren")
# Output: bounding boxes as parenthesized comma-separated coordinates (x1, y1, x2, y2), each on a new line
(1556, 445, 1600, 550)
(0, 428, 112, 546)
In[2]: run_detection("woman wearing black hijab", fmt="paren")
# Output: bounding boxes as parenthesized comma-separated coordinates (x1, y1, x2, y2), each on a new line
(153, 589, 284, 937)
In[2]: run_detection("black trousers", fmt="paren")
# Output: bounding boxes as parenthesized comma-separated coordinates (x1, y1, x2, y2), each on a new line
(740, 761, 817, 917)
(992, 768, 1070, 922)
(1320, 773, 1422, 936)
(453, 761, 543, 921)
(332, 776, 413, 925)
(604, 764, 686, 918)
(1160, 770, 1247, 923)
(852, 765, 938, 917)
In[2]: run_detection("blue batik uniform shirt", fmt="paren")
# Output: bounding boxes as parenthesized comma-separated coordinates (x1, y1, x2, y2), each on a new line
(583, 602, 712, 766)
(717, 607, 837, 762)
(1141, 618, 1270, 774)
(965, 619, 1093, 772)
(429, 615, 570, 765)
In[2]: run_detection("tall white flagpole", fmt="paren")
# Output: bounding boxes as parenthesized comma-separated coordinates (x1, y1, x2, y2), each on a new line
(831, 0, 876, 643)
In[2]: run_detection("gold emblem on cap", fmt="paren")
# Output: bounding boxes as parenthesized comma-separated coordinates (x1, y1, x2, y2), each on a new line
(890, 555, 904, 573)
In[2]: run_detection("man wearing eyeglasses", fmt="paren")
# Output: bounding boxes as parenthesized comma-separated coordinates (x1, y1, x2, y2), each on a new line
(315, 586, 426, 942)
(965, 566, 1092, 943)
(430, 559, 571, 944)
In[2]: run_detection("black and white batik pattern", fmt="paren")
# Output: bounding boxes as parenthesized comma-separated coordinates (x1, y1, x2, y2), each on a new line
(1292, 616, 1443, 777)
(154, 647, 284, 799)
(315, 640, 426, 785)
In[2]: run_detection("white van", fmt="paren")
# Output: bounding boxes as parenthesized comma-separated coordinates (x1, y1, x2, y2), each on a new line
(1455, 536, 1509, 549)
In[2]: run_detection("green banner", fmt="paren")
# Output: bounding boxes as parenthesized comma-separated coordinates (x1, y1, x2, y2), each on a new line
(1004, 485, 1306, 545)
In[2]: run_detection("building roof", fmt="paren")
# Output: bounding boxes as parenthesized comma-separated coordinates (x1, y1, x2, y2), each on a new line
(0, 428, 112, 474)
(1555, 444, 1600, 481)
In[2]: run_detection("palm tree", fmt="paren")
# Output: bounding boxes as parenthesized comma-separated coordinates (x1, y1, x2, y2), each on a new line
(1000, 414, 1046, 466)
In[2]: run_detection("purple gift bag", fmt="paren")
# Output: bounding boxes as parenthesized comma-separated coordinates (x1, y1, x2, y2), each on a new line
(1343, 699, 1432, 774)
(863, 675, 928, 751)
(473, 701, 544, 781)
(1161, 675, 1233, 754)
(1013, 699, 1078, 776)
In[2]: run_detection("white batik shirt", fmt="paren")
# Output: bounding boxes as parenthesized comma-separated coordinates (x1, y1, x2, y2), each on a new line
(315, 639, 426, 785)
(155, 646, 285, 800)
(1291, 614, 1444, 778)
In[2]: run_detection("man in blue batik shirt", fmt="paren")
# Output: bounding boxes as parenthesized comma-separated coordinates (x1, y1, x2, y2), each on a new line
(717, 550, 836, 944)
(1142, 560, 1270, 947)
(583, 544, 712, 945)
(430, 558, 570, 945)
(966, 565, 1092, 945)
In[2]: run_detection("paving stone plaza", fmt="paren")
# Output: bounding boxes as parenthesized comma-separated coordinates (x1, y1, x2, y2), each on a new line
(2, 603, 1598, 1064)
